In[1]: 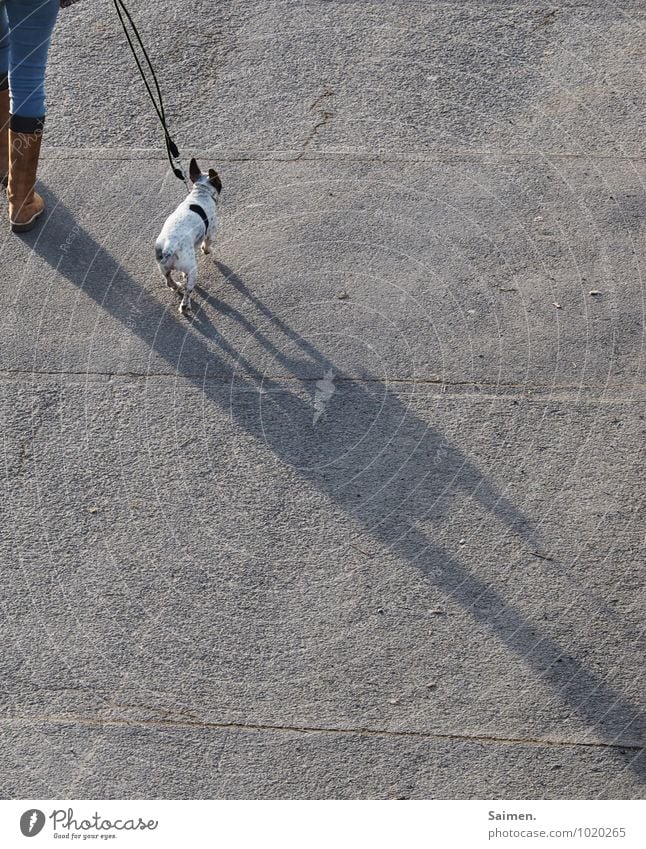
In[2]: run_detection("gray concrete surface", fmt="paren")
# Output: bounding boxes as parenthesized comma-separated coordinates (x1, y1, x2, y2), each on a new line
(0, 0, 644, 798)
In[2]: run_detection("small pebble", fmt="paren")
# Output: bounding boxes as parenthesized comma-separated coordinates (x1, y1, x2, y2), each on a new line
(553, 302, 562, 309)
(459, 538, 466, 545)
(338, 291, 349, 300)
(87, 506, 99, 514)
(429, 607, 445, 615)
(589, 290, 602, 296)
(426, 682, 438, 690)
(388, 697, 400, 705)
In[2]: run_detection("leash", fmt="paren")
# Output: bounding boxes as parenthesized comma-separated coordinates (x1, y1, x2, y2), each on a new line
(111, 0, 190, 190)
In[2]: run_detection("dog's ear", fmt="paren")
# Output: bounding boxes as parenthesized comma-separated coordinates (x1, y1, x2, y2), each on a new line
(189, 158, 202, 182)
(208, 168, 222, 194)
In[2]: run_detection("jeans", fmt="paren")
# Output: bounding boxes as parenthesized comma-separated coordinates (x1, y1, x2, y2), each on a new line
(0, 0, 59, 127)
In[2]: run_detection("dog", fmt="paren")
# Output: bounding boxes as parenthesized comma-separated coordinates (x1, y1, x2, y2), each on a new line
(155, 158, 222, 314)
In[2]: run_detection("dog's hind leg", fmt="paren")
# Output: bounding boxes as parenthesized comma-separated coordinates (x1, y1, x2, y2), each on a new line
(179, 266, 198, 315)
(164, 270, 178, 291)
(156, 259, 178, 292)
(201, 236, 211, 255)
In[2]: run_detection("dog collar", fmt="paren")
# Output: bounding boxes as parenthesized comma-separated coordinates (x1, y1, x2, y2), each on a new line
(189, 203, 209, 235)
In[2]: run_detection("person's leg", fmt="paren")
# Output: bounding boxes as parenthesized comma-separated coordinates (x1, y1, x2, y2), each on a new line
(0, 7, 10, 183)
(6, 0, 59, 125)
(5, 0, 59, 230)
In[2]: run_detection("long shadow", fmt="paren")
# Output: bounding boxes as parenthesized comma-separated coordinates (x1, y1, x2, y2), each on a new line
(21, 189, 645, 777)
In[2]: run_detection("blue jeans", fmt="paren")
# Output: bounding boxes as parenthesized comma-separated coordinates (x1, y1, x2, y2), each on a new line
(0, 0, 59, 124)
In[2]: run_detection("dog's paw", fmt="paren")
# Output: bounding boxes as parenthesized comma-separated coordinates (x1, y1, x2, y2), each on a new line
(179, 302, 193, 317)
(201, 245, 211, 255)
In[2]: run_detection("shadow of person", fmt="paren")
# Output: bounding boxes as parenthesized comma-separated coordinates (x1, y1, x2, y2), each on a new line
(20, 189, 645, 777)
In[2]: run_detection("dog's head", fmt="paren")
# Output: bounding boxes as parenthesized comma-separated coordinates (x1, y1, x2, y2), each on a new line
(189, 158, 222, 197)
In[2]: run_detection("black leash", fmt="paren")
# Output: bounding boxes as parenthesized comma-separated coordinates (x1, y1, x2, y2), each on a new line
(111, 0, 188, 187)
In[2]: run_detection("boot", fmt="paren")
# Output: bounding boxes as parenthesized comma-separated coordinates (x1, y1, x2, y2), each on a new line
(0, 89, 8, 187)
(7, 128, 45, 232)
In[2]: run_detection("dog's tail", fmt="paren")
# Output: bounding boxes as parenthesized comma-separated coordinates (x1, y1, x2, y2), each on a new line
(155, 240, 177, 270)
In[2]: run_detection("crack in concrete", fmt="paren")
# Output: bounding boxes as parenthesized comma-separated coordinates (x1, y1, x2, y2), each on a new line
(295, 86, 336, 160)
(0, 367, 644, 402)
(2, 713, 642, 753)
(41, 147, 646, 165)
(295, 113, 335, 161)
(307, 86, 335, 114)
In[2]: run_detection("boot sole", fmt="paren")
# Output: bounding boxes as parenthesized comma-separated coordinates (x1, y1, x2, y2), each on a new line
(11, 209, 43, 233)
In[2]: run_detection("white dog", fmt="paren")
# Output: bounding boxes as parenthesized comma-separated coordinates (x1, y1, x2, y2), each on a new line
(155, 158, 222, 314)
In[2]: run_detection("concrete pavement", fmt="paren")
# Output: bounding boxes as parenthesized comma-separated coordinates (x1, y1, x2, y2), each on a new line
(0, 0, 644, 798)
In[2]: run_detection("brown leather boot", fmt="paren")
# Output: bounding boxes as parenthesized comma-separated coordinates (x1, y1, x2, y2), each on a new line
(0, 89, 8, 187)
(7, 128, 45, 232)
